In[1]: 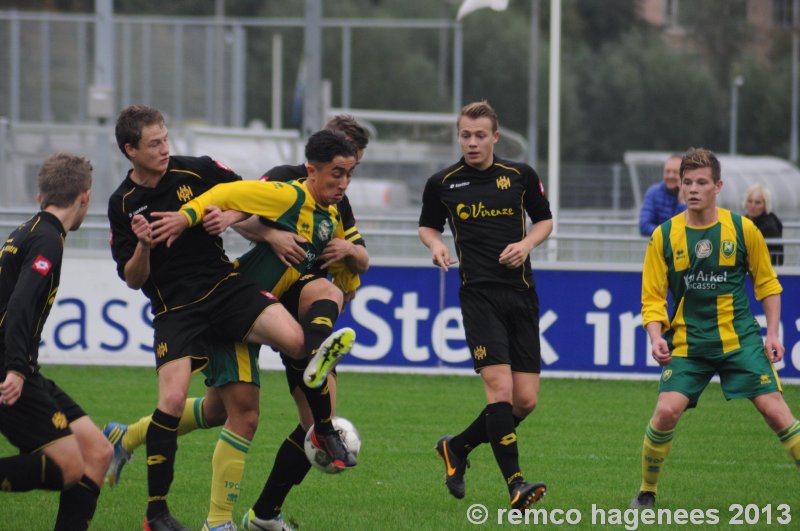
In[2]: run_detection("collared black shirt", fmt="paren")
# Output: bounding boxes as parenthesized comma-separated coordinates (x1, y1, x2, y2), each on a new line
(419, 156, 552, 290)
(0, 211, 65, 377)
(108, 156, 241, 315)
(262, 164, 364, 247)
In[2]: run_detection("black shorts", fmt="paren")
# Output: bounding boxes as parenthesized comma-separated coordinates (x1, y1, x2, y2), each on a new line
(0, 372, 85, 453)
(459, 285, 541, 374)
(152, 273, 278, 372)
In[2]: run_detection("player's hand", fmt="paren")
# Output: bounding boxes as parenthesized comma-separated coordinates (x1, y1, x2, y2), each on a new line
(499, 241, 533, 269)
(202, 206, 233, 236)
(0, 371, 24, 406)
(319, 238, 353, 269)
(131, 214, 154, 248)
(264, 227, 307, 267)
(430, 242, 457, 272)
(150, 211, 190, 248)
(651, 336, 672, 366)
(765, 336, 785, 363)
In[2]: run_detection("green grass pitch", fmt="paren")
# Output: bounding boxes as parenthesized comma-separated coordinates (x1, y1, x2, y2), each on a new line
(1, 365, 797, 530)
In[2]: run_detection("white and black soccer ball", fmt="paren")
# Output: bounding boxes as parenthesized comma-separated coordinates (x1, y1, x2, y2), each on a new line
(304, 416, 361, 474)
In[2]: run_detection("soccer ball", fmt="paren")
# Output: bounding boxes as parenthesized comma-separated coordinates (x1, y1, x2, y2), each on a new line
(304, 416, 361, 474)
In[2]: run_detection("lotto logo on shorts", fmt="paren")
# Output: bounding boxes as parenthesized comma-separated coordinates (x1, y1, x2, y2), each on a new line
(32, 255, 52, 276)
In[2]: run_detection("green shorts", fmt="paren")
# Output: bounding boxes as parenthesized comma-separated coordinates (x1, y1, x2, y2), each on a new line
(203, 341, 261, 388)
(658, 343, 782, 407)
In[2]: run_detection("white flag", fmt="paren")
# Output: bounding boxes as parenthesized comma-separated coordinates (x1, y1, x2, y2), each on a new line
(456, 0, 510, 20)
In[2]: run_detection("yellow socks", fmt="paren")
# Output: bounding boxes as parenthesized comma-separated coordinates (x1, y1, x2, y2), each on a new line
(640, 422, 674, 494)
(778, 420, 800, 467)
(122, 397, 206, 452)
(207, 428, 251, 526)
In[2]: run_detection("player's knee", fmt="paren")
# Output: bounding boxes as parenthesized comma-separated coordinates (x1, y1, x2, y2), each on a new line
(57, 452, 85, 487)
(514, 397, 537, 416)
(160, 389, 189, 417)
(90, 434, 114, 472)
(652, 403, 682, 430)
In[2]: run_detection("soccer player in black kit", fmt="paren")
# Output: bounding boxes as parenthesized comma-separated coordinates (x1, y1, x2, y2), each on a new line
(419, 101, 552, 511)
(0, 153, 113, 530)
(107, 105, 334, 531)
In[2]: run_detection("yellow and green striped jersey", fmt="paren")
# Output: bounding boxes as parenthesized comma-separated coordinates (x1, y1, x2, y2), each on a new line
(642, 208, 782, 358)
(180, 179, 359, 297)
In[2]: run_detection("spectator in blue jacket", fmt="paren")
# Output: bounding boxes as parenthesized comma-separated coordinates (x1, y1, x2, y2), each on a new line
(639, 154, 687, 236)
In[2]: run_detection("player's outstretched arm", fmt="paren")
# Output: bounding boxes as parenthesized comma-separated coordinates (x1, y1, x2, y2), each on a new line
(202, 206, 249, 236)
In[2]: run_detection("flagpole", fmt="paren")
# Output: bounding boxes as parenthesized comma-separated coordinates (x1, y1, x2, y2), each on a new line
(547, 0, 561, 261)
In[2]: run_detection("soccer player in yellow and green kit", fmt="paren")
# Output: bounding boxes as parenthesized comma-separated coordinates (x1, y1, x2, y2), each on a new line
(631, 147, 800, 509)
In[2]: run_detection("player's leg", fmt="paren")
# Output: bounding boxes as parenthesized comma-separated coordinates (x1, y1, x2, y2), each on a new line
(246, 374, 337, 529)
(145, 356, 193, 528)
(105, 390, 222, 486)
(631, 390, 689, 509)
(751, 392, 800, 467)
(0, 375, 80, 493)
(480, 365, 544, 509)
(54, 416, 113, 531)
(291, 279, 355, 467)
(205, 381, 259, 529)
(632, 354, 711, 509)
(245, 303, 304, 359)
(721, 343, 800, 470)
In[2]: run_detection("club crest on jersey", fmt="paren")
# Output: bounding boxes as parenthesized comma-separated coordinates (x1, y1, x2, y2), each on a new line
(496, 176, 511, 190)
(32, 255, 52, 276)
(721, 240, 735, 258)
(176, 184, 194, 203)
(694, 239, 713, 259)
(317, 219, 332, 241)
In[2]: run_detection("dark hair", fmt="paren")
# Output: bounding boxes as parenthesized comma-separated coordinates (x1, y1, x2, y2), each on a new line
(680, 147, 721, 182)
(325, 115, 370, 151)
(305, 130, 357, 166)
(458, 100, 499, 132)
(115, 105, 165, 159)
(38, 152, 93, 208)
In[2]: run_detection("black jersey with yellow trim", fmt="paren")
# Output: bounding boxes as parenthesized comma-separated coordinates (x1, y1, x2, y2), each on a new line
(0, 211, 65, 377)
(419, 156, 551, 290)
(262, 164, 364, 247)
(108, 155, 240, 315)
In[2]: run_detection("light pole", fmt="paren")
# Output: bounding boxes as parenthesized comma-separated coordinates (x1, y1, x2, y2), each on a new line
(729, 75, 744, 155)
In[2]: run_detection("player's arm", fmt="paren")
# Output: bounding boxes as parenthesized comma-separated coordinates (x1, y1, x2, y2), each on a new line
(742, 218, 784, 362)
(499, 218, 552, 269)
(419, 177, 456, 271)
(419, 226, 456, 271)
(202, 206, 250, 236)
(123, 214, 154, 289)
(500, 167, 553, 268)
(319, 239, 368, 272)
(743, 217, 782, 301)
(761, 294, 784, 363)
(1, 234, 60, 403)
(231, 216, 307, 267)
(641, 227, 671, 365)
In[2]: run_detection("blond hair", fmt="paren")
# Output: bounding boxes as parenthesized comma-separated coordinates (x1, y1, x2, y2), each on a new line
(743, 183, 772, 214)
